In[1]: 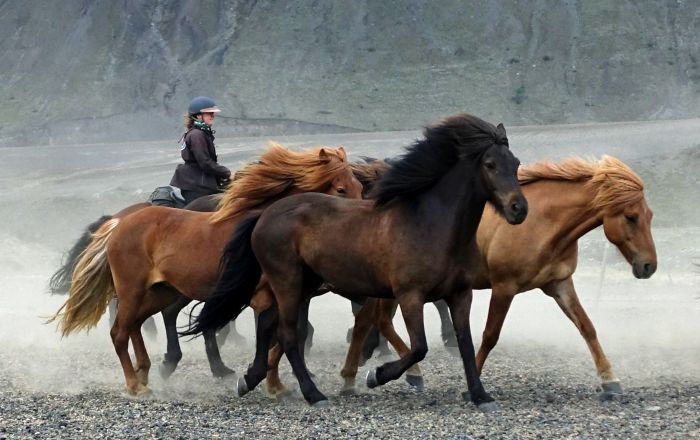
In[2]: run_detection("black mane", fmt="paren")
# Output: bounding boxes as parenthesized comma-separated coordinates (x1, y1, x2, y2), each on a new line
(373, 113, 509, 207)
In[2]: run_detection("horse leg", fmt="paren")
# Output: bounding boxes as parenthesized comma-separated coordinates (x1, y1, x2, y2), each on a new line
(130, 327, 151, 388)
(366, 293, 427, 389)
(204, 328, 235, 378)
(128, 285, 181, 390)
(159, 295, 191, 379)
(541, 277, 622, 400)
(298, 297, 311, 362)
(110, 294, 148, 396)
(445, 289, 496, 411)
(475, 290, 514, 374)
(339, 298, 377, 395)
(272, 279, 327, 406)
(375, 299, 423, 390)
(264, 342, 288, 398)
(367, 300, 395, 361)
(238, 306, 279, 397)
(434, 299, 458, 350)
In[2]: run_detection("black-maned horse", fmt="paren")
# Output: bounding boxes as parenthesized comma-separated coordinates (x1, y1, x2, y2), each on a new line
(186, 113, 528, 410)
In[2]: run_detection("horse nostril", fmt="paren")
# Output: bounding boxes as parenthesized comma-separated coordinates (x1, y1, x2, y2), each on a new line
(644, 263, 652, 276)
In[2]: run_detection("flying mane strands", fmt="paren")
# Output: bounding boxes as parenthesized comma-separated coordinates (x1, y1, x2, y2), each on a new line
(518, 155, 645, 215)
(211, 143, 349, 223)
(372, 113, 509, 207)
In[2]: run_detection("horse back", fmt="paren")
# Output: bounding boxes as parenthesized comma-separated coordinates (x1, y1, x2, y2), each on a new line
(253, 193, 397, 296)
(107, 206, 232, 297)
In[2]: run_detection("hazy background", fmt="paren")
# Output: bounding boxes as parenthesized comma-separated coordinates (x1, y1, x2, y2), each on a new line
(0, 1, 697, 397)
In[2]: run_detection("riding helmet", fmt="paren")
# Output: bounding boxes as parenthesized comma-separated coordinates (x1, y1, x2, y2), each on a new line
(188, 96, 221, 115)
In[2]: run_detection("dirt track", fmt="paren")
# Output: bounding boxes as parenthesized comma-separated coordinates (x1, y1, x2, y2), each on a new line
(1, 315, 698, 439)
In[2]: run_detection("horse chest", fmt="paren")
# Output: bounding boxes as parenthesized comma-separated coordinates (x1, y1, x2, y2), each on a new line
(525, 261, 576, 291)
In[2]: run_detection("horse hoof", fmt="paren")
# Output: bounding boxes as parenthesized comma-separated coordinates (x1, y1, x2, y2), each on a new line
(265, 387, 291, 400)
(212, 366, 236, 379)
(127, 384, 153, 399)
(365, 370, 379, 389)
(339, 387, 357, 396)
(405, 374, 424, 392)
(237, 377, 249, 397)
(312, 399, 331, 408)
(477, 401, 499, 413)
(598, 381, 624, 402)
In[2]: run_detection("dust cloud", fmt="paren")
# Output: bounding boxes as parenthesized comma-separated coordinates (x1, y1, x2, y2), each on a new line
(0, 120, 697, 398)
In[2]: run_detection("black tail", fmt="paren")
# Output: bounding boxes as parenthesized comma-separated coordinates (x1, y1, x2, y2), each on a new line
(48, 215, 113, 294)
(181, 213, 263, 336)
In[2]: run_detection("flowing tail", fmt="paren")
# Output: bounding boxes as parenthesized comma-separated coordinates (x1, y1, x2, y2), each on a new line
(48, 215, 113, 294)
(48, 218, 120, 336)
(182, 214, 262, 336)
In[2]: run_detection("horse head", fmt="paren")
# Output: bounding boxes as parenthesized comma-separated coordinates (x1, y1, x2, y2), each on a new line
(602, 197, 657, 279)
(588, 155, 657, 279)
(478, 129, 528, 225)
(319, 147, 363, 199)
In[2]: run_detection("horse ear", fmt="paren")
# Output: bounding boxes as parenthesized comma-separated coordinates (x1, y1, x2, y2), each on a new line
(318, 148, 331, 163)
(337, 146, 347, 160)
(495, 123, 509, 146)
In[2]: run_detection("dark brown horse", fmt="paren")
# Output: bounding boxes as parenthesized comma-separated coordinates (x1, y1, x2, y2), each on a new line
(50, 144, 362, 396)
(340, 156, 657, 400)
(187, 113, 528, 410)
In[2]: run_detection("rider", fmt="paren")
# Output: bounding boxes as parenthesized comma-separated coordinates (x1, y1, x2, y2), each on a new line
(170, 96, 232, 204)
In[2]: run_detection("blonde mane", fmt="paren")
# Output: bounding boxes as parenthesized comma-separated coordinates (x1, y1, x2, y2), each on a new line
(518, 155, 645, 215)
(210, 143, 349, 223)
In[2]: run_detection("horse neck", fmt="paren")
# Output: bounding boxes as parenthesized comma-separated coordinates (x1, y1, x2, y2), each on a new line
(537, 179, 602, 253)
(415, 159, 487, 253)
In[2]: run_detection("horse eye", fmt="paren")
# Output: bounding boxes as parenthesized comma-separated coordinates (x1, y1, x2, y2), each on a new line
(625, 214, 637, 224)
(336, 187, 346, 195)
(484, 161, 496, 170)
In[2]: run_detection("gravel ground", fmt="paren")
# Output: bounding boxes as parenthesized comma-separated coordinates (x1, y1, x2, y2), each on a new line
(1, 334, 698, 439)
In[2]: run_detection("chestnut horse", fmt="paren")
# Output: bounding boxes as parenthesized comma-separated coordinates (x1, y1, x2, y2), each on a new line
(339, 155, 657, 400)
(48, 159, 389, 382)
(50, 144, 362, 396)
(187, 113, 528, 410)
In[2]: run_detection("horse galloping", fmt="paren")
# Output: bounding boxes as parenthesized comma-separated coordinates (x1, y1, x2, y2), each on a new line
(341, 155, 657, 400)
(187, 113, 528, 410)
(50, 144, 362, 396)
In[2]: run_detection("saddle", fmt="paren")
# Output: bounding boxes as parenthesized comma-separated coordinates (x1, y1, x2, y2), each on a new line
(147, 185, 187, 209)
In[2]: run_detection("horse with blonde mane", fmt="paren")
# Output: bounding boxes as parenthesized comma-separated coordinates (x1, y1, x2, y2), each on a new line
(50, 143, 362, 396)
(338, 155, 657, 400)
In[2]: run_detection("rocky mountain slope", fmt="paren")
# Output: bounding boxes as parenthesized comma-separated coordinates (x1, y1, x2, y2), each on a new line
(1, 0, 699, 146)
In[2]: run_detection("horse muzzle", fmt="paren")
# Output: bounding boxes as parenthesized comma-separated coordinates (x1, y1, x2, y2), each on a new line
(632, 260, 657, 279)
(504, 197, 528, 225)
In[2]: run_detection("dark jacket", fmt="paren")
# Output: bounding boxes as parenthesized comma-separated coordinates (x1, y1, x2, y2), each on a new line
(170, 128, 231, 193)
